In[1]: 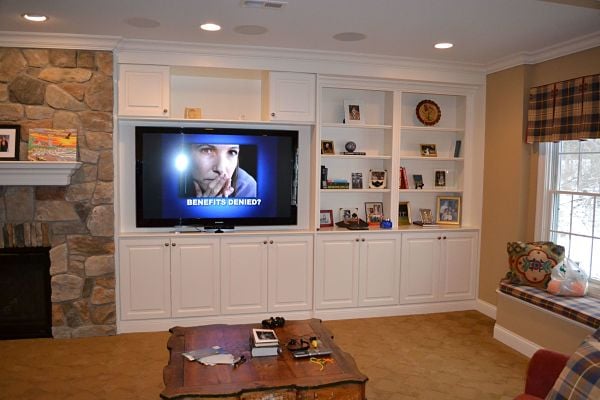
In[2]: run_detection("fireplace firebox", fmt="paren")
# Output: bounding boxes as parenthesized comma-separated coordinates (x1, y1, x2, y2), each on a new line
(0, 247, 52, 339)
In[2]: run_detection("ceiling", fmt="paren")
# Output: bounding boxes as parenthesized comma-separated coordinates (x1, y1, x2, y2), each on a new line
(1, 0, 599, 68)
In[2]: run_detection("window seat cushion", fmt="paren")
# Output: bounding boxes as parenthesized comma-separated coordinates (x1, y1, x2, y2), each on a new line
(499, 281, 600, 329)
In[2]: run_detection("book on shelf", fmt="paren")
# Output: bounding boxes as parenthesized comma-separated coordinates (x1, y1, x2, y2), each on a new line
(340, 151, 366, 155)
(454, 140, 462, 158)
(321, 165, 328, 189)
(399, 166, 409, 189)
(325, 180, 349, 189)
(252, 328, 279, 347)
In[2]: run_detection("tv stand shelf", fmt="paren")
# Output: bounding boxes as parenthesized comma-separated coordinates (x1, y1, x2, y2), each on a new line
(0, 161, 81, 186)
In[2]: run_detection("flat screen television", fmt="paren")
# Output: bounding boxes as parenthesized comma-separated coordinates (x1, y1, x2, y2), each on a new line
(135, 126, 298, 229)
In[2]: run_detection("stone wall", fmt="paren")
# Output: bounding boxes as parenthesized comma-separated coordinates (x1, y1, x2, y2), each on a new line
(0, 48, 115, 338)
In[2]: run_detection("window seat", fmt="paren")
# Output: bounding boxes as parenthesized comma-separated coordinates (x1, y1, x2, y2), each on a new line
(499, 281, 600, 329)
(494, 281, 599, 356)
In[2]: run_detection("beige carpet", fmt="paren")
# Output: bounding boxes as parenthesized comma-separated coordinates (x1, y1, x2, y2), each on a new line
(0, 311, 528, 400)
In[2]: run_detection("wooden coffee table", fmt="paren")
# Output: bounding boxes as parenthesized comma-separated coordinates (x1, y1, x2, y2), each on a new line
(162, 318, 368, 399)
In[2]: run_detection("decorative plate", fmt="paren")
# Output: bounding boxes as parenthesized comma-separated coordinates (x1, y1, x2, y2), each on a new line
(416, 99, 441, 126)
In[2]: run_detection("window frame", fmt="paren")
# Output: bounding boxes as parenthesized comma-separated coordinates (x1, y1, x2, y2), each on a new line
(536, 141, 600, 293)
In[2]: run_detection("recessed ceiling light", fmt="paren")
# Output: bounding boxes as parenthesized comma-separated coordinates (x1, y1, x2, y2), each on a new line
(200, 23, 221, 32)
(434, 42, 454, 49)
(332, 32, 367, 42)
(22, 14, 48, 22)
(234, 25, 268, 35)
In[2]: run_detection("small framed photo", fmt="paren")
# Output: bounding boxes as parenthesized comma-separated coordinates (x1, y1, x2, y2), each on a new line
(344, 100, 364, 124)
(184, 107, 202, 119)
(369, 169, 387, 189)
(0, 125, 20, 161)
(420, 144, 437, 157)
(365, 201, 384, 225)
(339, 208, 359, 224)
(413, 174, 424, 189)
(320, 209, 334, 228)
(351, 172, 363, 189)
(398, 201, 412, 225)
(419, 208, 434, 224)
(437, 196, 461, 225)
(321, 140, 335, 154)
(435, 170, 447, 187)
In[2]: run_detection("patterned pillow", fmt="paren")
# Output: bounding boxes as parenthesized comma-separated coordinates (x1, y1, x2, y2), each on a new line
(546, 328, 600, 400)
(506, 241, 565, 289)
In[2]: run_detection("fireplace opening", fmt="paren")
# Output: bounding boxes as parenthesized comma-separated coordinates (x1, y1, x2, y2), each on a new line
(0, 247, 52, 339)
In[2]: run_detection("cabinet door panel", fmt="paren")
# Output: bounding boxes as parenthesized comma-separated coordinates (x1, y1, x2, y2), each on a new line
(118, 65, 169, 116)
(440, 232, 477, 300)
(315, 236, 359, 309)
(359, 234, 400, 306)
(268, 72, 315, 122)
(400, 234, 440, 304)
(119, 238, 171, 320)
(171, 238, 220, 318)
(268, 235, 313, 312)
(221, 238, 268, 314)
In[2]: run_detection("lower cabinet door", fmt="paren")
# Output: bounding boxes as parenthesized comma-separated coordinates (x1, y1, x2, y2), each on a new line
(119, 237, 171, 320)
(315, 235, 360, 309)
(170, 237, 220, 318)
(221, 237, 268, 314)
(440, 231, 478, 301)
(400, 233, 440, 304)
(268, 235, 313, 312)
(359, 233, 400, 307)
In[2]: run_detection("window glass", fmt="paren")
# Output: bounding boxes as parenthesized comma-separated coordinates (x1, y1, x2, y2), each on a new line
(558, 154, 578, 191)
(579, 154, 600, 192)
(555, 193, 572, 233)
(592, 239, 600, 281)
(569, 235, 592, 273)
(571, 195, 593, 236)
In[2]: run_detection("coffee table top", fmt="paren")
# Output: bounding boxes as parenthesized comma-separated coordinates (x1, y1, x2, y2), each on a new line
(161, 318, 368, 399)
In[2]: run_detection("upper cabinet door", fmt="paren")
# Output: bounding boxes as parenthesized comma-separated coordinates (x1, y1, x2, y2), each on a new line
(265, 72, 316, 122)
(118, 64, 170, 117)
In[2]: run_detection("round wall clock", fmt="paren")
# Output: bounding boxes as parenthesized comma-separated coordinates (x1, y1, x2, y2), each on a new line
(416, 99, 441, 126)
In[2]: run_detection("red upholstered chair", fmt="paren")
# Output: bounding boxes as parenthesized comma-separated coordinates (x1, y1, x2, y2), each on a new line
(514, 349, 569, 400)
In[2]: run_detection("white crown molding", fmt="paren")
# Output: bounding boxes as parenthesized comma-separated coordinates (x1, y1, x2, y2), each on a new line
(0, 31, 121, 50)
(486, 30, 600, 74)
(116, 38, 487, 85)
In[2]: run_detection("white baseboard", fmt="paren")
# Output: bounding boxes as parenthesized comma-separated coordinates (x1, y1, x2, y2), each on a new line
(493, 323, 541, 358)
(476, 298, 497, 320)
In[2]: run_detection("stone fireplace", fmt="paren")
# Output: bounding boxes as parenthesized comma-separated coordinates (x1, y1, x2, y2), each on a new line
(0, 48, 116, 338)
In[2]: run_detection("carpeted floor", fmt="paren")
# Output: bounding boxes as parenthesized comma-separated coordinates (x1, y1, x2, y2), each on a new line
(0, 311, 528, 400)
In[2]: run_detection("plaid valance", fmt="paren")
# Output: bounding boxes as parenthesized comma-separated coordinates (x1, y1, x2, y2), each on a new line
(526, 74, 600, 143)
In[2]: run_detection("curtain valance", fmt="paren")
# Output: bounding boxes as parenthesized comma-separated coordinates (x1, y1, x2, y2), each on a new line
(526, 74, 599, 143)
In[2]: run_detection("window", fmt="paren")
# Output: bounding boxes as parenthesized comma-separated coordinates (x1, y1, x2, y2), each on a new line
(541, 139, 600, 284)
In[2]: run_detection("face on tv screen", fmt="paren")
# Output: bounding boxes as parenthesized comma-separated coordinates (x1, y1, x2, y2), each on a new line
(136, 127, 298, 227)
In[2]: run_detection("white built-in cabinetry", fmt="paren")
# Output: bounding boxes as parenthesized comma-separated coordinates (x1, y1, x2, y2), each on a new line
(400, 230, 478, 304)
(115, 57, 483, 332)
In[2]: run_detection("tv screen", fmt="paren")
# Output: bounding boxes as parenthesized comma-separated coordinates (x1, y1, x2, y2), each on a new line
(135, 126, 298, 228)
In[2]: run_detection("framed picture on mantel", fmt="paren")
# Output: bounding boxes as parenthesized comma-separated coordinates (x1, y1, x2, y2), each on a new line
(0, 125, 20, 161)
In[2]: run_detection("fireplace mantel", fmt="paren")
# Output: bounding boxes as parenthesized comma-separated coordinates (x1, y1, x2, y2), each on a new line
(0, 161, 82, 186)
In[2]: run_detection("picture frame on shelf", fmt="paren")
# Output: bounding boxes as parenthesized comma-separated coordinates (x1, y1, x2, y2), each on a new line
(0, 125, 20, 161)
(453, 140, 462, 158)
(184, 107, 202, 119)
(351, 172, 363, 189)
(419, 208, 434, 224)
(436, 196, 461, 225)
(343, 100, 364, 124)
(319, 209, 334, 228)
(365, 202, 384, 226)
(369, 169, 387, 189)
(339, 208, 359, 224)
(435, 170, 447, 187)
(413, 174, 424, 189)
(420, 144, 437, 157)
(321, 140, 335, 154)
(398, 202, 412, 226)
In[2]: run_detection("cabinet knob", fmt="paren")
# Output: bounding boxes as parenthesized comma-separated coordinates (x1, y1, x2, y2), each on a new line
(164, 243, 169, 247)
(437, 237, 442, 240)
(171, 242, 176, 246)
(443, 236, 447, 240)
(163, 108, 168, 114)
(263, 240, 268, 244)
(271, 112, 276, 117)
(361, 238, 365, 242)
(270, 240, 274, 244)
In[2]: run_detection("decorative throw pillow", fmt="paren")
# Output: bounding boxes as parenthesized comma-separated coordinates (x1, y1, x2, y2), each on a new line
(506, 241, 565, 289)
(546, 328, 600, 400)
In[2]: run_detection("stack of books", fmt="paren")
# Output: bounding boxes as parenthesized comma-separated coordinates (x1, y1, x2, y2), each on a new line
(250, 328, 280, 357)
(325, 179, 350, 189)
